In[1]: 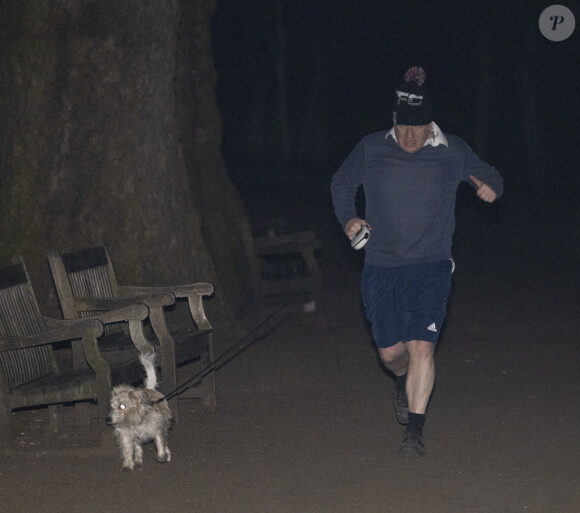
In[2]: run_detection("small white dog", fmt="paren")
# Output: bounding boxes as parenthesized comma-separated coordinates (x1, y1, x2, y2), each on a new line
(107, 353, 173, 471)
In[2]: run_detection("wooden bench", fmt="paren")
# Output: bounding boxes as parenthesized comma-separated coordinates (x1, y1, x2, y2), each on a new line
(0, 256, 149, 454)
(48, 244, 216, 416)
(252, 220, 322, 304)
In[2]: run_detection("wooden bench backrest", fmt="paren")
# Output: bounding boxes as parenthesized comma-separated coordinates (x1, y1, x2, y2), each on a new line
(0, 259, 57, 388)
(51, 246, 124, 336)
(63, 245, 115, 291)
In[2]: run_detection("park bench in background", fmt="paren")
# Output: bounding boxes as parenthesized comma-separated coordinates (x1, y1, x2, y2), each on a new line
(252, 219, 322, 311)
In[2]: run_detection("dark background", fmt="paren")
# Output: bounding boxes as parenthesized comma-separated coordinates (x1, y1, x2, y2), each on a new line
(211, 0, 579, 263)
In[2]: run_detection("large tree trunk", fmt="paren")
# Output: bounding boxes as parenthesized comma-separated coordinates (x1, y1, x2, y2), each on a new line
(0, 0, 255, 324)
(176, 1, 259, 316)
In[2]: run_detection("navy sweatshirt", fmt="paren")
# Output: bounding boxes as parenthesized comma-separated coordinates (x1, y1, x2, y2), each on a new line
(331, 130, 504, 267)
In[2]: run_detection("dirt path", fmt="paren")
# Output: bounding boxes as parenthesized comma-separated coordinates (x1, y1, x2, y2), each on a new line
(1, 211, 578, 513)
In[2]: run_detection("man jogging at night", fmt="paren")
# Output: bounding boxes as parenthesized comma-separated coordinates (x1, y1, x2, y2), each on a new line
(331, 66, 503, 457)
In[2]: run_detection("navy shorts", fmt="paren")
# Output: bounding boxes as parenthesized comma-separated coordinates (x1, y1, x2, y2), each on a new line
(360, 260, 453, 348)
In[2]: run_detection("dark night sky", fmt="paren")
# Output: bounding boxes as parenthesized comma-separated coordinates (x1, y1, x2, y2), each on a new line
(211, 1, 579, 249)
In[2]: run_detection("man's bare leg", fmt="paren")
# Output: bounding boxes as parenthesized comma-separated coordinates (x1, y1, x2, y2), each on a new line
(378, 340, 435, 408)
(379, 339, 435, 457)
(378, 342, 409, 424)
(405, 339, 435, 414)
(398, 339, 435, 457)
(378, 341, 408, 376)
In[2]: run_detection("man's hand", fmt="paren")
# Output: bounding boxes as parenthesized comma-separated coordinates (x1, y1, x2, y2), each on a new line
(345, 218, 371, 240)
(470, 175, 497, 203)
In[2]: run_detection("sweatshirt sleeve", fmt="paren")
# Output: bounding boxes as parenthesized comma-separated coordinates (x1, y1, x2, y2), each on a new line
(330, 140, 366, 229)
(460, 139, 504, 198)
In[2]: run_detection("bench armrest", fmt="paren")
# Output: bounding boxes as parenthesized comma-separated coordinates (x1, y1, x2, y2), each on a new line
(118, 283, 214, 299)
(254, 231, 322, 256)
(114, 287, 177, 307)
(44, 303, 149, 327)
(118, 284, 213, 330)
(0, 319, 103, 352)
(72, 294, 173, 310)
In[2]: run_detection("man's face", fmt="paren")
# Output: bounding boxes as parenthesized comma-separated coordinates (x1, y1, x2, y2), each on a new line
(394, 123, 432, 153)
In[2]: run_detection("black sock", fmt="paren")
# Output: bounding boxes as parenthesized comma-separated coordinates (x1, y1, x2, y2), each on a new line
(407, 412, 425, 436)
(396, 373, 407, 392)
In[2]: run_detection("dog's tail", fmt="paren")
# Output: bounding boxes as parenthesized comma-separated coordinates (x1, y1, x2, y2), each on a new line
(140, 352, 159, 390)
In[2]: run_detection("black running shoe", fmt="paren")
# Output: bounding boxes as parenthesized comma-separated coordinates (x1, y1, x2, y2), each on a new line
(398, 428, 425, 458)
(394, 387, 409, 425)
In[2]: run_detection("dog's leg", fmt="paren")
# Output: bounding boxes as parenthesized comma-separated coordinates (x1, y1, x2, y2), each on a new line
(154, 433, 171, 463)
(119, 432, 136, 471)
(133, 442, 144, 468)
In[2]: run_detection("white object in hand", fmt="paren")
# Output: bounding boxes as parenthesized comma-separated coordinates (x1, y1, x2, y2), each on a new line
(351, 225, 370, 250)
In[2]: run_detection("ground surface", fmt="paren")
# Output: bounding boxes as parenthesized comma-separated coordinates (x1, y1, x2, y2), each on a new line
(1, 200, 579, 513)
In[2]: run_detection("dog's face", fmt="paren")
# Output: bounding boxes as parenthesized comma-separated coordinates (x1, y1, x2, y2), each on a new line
(107, 385, 149, 427)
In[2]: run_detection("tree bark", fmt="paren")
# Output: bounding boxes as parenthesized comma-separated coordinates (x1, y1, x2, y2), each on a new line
(0, 0, 255, 322)
(176, 0, 259, 314)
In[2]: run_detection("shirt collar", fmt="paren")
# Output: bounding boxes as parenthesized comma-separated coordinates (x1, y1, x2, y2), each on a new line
(386, 121, 448, 147)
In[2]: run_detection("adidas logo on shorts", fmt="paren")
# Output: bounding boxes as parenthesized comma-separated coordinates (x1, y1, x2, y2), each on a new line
(427, 323, 437, 332)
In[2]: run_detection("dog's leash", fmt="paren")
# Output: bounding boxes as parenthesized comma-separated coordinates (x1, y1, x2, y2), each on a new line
(153, 299, 294, 403)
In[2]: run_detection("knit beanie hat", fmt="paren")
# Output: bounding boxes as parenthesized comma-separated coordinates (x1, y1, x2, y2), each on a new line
(393, 66, 433, 126)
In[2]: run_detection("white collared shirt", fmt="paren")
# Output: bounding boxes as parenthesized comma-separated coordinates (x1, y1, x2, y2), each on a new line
(386, 121, 449, 147)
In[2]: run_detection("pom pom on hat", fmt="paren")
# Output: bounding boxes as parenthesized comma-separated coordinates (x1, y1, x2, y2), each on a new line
(404, 66, 426, 86)
(393, 66, 433, 126)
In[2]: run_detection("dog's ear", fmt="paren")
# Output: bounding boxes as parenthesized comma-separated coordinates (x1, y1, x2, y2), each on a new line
(128, 388, 148, 404)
